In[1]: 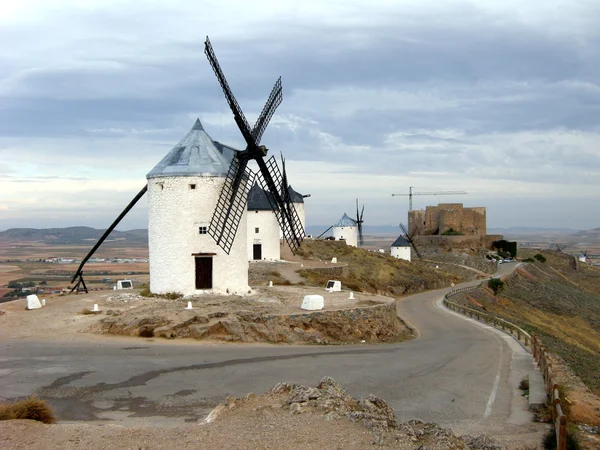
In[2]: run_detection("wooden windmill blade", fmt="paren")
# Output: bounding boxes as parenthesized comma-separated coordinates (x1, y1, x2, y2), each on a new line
(256, 157, 305, 253)
(356, 199, 365, 246)
(208, 158, 256, 254)
(204, 37, 304, 254)
(204, 37, 254, 147)
(252, 77, 283, 143)
(400, 222, 422, 259)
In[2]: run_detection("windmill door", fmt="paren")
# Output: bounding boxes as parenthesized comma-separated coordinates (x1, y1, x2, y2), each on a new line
(195, 257, 213, 289)
(253, 244, 262, 260)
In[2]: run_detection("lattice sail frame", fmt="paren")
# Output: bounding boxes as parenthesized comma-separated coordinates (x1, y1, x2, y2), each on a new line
(208, 159, 256, 254)
(258, 156, 305, 253)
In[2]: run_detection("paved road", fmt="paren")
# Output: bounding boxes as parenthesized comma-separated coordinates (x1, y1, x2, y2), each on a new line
(0, 262, 537, 437)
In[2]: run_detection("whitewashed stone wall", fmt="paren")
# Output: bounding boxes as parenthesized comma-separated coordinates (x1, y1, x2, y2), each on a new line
(247, 209, 281, 260)
(295, 203, 306, 236)
(333, 225, 358, 247)
(147, 176, 249, 296)
(391, 245, 411, 262)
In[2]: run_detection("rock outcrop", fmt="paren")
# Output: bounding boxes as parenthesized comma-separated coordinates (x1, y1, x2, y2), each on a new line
(222, 377, 505, 449)
(96, 303, 412, 345)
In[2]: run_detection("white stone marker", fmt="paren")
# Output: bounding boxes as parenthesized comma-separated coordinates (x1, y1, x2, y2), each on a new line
(41, 299, 46, 306)
(268, 281, 273, 287)
(92, 304, 101, 313)
(348, 291, 354, 300)
(301, 295, 324, 311)
(26, 295, 42, 310)
(331, 257, 337, 263)
(185, 301, 193, 310)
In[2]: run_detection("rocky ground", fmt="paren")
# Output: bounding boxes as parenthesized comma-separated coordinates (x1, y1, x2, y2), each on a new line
(0, 283, 412, 345)
(91, 285, 410, 344)
(0, 377, 506, 450)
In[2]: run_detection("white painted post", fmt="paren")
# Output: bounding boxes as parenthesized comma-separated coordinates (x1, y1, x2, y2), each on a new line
(41, 299, 46, 306)
(348, 292, 354, 300)
(268, 281, 273, 287)
(92, 304, 100, 312)
(185, 301, 193, 310)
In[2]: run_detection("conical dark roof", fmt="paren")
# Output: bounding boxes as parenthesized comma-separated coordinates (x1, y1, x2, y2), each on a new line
(287, 185, 304, 203)
(147, 119, 232, 178)
(247, 183, 276, 211)
(392, 235, 411, 247)
(333, 213, 357, 227)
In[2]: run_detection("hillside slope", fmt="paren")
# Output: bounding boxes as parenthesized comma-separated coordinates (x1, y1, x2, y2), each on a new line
(295, 240, 477, 297)
(452, 250, 600, 396)
(0, 227, 148, 245)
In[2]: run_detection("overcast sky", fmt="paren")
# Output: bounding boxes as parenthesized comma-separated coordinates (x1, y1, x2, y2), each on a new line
(1, 0, 599, 231)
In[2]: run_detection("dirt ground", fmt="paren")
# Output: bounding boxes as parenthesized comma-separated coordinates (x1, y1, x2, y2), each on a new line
(0, 282, 398, 343)
(0, 378, 506, 450)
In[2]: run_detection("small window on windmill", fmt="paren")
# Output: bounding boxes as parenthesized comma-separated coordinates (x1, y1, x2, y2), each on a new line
(255, 227, 259, 234)
(189, 184, 196, 190)
(199, 226, 208, 235)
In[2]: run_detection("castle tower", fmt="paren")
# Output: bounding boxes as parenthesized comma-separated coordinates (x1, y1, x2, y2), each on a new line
(146, 119, 249, 296)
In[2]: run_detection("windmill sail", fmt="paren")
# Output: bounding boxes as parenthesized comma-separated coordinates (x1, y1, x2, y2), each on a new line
(356, 199, 365, 246)
(208, 158, 256, 254)
(204, 36, 304, 254)
(257, 156, 304, 253)
(400, 222, 422, 259)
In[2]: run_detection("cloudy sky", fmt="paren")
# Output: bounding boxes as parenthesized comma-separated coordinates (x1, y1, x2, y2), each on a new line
(1, 0, 599, 231)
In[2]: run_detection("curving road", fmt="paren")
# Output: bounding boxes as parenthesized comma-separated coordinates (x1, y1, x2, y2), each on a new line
(0, 262, 541, 440)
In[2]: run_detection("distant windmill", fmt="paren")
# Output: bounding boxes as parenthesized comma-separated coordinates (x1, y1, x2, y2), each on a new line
(316, 199, 364, 247)
(552, 243, 569, 253)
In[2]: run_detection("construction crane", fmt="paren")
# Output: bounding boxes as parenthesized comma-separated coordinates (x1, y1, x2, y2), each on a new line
(391, 186, 468, 210)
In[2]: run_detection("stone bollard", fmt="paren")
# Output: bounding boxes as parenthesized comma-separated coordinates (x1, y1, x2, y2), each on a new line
(331, 257, 337, 263)
(348, 291, 354, 300)
(185, 301, 193, 310)
(268, 281, 273, 287)
(41, 299, 46, 306)
(92, 304, 101, 313)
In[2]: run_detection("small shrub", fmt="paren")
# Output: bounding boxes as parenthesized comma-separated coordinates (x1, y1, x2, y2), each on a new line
(523, 257, 535, 263)
(519, 376, 530, 391)
(163, 292, 182, 300)
(139, 287, 153, 298)
(488, 278, 505, 295)
(543, 428, 557, 449)
(534, 253, 547, 263)
(0, 397, 56, 423)
(542, 425, 581, 450)
(80, 308, 96, 315)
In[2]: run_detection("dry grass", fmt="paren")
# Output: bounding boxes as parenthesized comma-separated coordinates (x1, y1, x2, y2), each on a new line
(0, 397, 56, 423)
(452, 254, 600, 397)
(80, 308, 96, 315)
(296, 240, 460, 296)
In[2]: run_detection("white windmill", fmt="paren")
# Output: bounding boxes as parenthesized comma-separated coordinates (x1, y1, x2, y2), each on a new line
(68, 38, 305, 295)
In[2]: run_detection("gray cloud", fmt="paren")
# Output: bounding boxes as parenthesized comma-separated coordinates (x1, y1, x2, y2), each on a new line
(1, 1, 599, 229)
